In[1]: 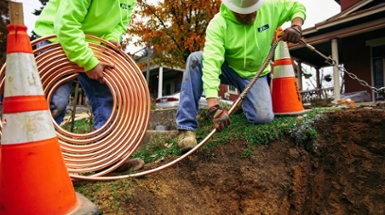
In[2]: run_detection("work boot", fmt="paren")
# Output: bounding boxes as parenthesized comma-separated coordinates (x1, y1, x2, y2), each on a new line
(113, 158, 144, 173)
(177, 130, 197, 153)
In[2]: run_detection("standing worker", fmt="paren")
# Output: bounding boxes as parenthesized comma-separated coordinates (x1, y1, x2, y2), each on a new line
(33, 0, 144, 171)
(176, 0, 306, 153)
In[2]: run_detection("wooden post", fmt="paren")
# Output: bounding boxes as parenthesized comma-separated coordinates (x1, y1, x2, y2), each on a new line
(8, 1, 24, 25)
(70, 81, 80, 132)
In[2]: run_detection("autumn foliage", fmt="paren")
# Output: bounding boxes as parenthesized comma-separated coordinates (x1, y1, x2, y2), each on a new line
(125, 0, 221, 69)
(0, 0, 9, 67)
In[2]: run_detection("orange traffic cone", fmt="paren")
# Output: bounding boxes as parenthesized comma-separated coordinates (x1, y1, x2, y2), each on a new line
(0, 24, 98, 215)
(271, 41, 308, 115)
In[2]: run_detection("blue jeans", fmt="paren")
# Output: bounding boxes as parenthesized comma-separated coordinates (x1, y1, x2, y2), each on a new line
(36, 40, 113, 130)
(176, 51, 274, 131)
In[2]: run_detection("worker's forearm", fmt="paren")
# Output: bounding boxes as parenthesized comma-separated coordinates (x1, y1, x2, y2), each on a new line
(291, 17, 304, 27)
(207, 97, 219, 109)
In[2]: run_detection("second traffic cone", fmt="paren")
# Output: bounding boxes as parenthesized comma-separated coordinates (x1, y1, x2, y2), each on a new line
(0, 24, 98, 215)
(271, 41, 307, 115)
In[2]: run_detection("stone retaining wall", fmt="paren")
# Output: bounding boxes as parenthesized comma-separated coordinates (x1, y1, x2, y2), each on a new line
(148, 108, 177, 130)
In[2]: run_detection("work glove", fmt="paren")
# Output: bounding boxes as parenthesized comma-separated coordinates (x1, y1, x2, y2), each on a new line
(281, 25, 302, 43)
(207, 105, 230, 132)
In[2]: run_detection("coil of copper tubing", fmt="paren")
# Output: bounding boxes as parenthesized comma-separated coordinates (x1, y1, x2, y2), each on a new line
(0, 35, 152, 180)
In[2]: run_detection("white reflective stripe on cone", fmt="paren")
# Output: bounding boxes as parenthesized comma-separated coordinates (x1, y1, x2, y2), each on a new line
(1, 110, 56, 145)
(4, 53, 43, 97)
(274, 41, 291, 59)
(272, 64, 295, 78)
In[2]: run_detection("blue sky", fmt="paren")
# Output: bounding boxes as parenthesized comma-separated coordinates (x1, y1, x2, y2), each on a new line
(300, 0, 341, 28)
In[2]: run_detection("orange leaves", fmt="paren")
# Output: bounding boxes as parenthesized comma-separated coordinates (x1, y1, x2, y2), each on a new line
(126, 0, 221, 68)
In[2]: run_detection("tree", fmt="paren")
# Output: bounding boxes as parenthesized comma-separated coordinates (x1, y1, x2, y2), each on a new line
(0, 0, 10, 67)
(126, 0, 221, 69)
(32, 0, 49, 16)
(30, 0, 49, 41)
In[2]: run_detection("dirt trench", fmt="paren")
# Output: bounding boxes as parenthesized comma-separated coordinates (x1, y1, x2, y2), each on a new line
(94, 106, 385, 215)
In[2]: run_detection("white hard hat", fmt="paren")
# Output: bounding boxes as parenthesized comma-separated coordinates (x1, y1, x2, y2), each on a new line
(222, 0, 264, 14)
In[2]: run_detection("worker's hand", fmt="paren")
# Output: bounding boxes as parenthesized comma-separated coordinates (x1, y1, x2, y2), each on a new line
(207, 105, 230, 132)
(109, 40, 121, 50)
(86, 62, 115, 84)
(281, 25, 302, 43)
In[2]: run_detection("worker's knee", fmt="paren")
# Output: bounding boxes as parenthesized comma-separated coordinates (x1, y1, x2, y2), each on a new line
(247, 113, 274, 124)
(187, 51, 203, 69)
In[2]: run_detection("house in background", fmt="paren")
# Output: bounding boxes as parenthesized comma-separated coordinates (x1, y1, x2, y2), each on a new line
(134, 0, 385, 104)
(290, 0, 385, 102)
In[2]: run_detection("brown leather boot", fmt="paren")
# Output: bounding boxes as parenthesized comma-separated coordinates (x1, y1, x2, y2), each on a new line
(177, 130, 197, 153)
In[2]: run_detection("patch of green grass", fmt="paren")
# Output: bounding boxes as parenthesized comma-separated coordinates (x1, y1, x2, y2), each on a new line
(61, 118, 93, 133)
(192, 108, 326, 157)
(132, 133, 180, 163)
(130, 107, 329, 161)
(74, 178, 138, 213)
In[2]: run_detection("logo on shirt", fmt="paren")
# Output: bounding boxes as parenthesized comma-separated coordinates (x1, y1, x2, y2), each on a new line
(120, 3, 132, 10)
(258, 24, 269, 33)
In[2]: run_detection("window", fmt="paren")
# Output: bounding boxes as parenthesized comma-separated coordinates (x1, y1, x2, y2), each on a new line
(228, 85, 237, 94)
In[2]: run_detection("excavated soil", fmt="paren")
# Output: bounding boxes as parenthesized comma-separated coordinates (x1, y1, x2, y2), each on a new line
(83, 105, 385, 215)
